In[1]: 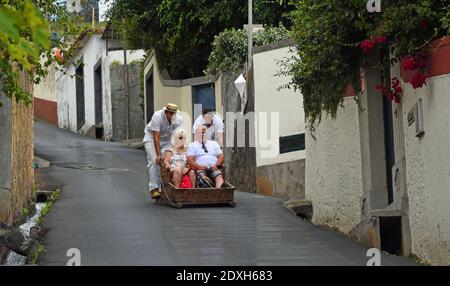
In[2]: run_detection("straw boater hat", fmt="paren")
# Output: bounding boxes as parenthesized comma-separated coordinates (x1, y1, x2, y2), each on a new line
(164, 103, 178, 113)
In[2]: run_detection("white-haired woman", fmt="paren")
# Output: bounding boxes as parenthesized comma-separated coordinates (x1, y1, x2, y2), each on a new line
(162, 128, 193, 188)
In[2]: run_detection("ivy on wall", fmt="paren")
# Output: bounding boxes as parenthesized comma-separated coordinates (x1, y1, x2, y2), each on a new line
(0, 0, 87, 107)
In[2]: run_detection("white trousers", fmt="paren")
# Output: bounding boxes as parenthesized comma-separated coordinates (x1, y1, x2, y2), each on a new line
(144, 141, 170, 190)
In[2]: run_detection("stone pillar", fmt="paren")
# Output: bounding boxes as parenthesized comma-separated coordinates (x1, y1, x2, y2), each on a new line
(110, 63, 145, 141)
(221, 71, 256, 193)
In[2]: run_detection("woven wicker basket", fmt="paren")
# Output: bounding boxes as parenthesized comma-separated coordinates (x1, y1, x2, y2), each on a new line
(158, 167, 236, 208)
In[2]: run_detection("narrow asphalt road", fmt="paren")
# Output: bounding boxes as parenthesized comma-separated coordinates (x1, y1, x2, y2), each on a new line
(34, 122, 415, 266)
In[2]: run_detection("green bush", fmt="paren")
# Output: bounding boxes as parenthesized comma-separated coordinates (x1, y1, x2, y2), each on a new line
(205, 25, 290, 78)
(108, 0, 294, 79)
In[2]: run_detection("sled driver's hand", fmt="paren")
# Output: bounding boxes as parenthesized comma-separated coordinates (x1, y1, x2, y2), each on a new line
(197, 165, 207, 171)
(155, 155, 161, 165)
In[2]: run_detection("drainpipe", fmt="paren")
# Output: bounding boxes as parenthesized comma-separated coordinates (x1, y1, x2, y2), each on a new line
(247, 0, 253, 71)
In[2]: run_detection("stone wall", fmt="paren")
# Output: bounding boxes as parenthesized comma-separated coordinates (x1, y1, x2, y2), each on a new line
(256, 159, 305, 198)
(0, 72, 34, 262)
(0, 93, 13, 225)
(110, 63, 146, 141)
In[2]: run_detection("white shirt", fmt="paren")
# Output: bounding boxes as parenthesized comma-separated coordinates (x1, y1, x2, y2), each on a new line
(143, 109, 183, 144)
(187, 140, 223, 167)
(192, 114, 224, 141)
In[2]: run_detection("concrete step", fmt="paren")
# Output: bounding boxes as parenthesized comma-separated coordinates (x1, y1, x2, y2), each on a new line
(122, 138, 144, 149)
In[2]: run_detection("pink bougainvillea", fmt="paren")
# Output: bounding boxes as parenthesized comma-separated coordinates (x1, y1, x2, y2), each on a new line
(411, 73, 427, 89)
(361, 39, 375, 53)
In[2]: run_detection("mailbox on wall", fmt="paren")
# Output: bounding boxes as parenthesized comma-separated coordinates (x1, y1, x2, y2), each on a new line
(408, 98, 425, 138)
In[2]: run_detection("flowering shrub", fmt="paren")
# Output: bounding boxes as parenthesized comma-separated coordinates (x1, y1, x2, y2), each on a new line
(285, 0, 450, 128)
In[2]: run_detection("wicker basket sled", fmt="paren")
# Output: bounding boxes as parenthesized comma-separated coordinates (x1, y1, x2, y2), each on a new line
(157, 167, 236, 208)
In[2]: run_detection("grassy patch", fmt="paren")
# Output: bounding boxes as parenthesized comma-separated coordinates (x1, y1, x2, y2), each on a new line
(29, 243, 45, 265)
(408, 253, 428, 265)
(27, 188, 61, 265)
(36, 188, 61, 223)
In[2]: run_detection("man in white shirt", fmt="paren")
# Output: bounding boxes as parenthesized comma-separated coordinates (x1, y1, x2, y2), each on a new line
(187, 126, 225, 188)
(144, 103, 183, 199)
(192, 108, 224, 147)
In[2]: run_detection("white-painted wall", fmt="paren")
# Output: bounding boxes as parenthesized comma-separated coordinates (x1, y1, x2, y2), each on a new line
(56, 34, 105, 134)
(79, 34, 105, 134)
(305, 98, 363, 234)
(401, 73, 450, 265)
(253, 46, 305, 167)
(34, 63, 57, 102)
(56, 64, 76, 131)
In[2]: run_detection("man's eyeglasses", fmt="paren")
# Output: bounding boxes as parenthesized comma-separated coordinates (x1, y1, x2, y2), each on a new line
(202, 143, 208, 153)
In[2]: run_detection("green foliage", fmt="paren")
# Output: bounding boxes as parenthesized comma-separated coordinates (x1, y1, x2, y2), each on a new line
(22, 207, 30, 217)
(29, 243, 45, 264)
(0, 0, 50, 105)
(285, 0, 449, 130)
(0, 0, 85, 106)
(108, 0, 293, 79)
(36, 188, 60, 223)
(205, 25, 290, 78)
(110, 59, 121, 66)
(39, 202, 52, 220)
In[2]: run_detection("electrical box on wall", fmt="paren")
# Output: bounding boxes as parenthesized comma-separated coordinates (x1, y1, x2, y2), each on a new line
(414, 99, 425, 137)
(407, 98, 425, 138)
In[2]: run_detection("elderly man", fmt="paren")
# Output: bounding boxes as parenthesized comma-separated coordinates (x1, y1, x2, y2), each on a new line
(192, 108, 224, 147)
(144, 103, 183, 199)
(187, 126, 225, 188)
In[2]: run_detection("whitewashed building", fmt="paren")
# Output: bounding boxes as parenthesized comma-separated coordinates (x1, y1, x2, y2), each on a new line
(55, 26, 146, 141)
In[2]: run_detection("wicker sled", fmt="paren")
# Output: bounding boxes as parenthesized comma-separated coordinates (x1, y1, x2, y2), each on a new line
(157, 166, 236, 208)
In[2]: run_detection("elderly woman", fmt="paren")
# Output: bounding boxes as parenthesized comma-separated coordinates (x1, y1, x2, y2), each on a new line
(162, 128, 192, 188)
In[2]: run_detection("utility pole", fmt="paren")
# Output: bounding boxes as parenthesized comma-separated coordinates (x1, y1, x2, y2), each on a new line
(123, 18, 130, 140)
(247, 0, 253, 71)
(92, 6, 95, 28)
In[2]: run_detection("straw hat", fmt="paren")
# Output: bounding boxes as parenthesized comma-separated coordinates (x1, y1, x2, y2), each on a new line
(164, 103, 178, 113)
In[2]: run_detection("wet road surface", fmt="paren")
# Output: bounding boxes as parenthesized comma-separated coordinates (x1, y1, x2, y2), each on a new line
(35, 122, 416, 266)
